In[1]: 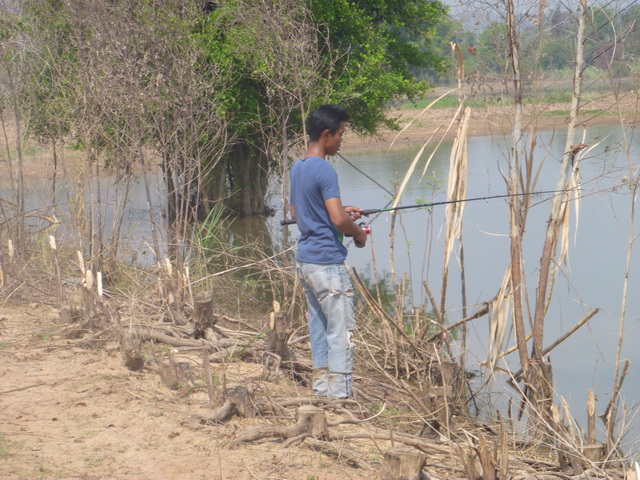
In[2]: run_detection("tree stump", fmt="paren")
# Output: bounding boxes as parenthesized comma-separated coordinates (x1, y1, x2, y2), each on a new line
(265, 302, 294, 361)
(587, 389, 596, 444)
(264, 302, 296, 382)
(296, 405, 328, 439)
(380, 446, 426, 480)
(231, 404, 329, 444)
(439, 360, 464, 402)
(192, 292, 215, 337)
(119, 330, 144, 371)
(425, 386, 453, 432)
(228, 385, 255, 418)
(158, 352, 193, 389)
(439, 361, 457, 386)
(526, 358, 554, 444)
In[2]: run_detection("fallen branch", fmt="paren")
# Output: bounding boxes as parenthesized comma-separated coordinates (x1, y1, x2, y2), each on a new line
(189, 398, 238, 425)
(137, 326, 260, 351)
(188, 386, 255, 425)
(137, 327, 211, 348)
(232, 405, 328, 444)
(304, 437, 373, 470)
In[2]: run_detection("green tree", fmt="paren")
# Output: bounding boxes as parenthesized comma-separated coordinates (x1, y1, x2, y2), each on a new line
(470, 22, 511, 76)
(198, 0, 448, 216)
(307, 0, 448, 131)
(196, 0, 325, 217)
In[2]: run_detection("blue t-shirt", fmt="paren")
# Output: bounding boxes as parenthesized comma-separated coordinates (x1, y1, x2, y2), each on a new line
(290, 156, 347, 264)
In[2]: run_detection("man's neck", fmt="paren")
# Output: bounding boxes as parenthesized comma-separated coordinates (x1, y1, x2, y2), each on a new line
(303, 141, 326, 159)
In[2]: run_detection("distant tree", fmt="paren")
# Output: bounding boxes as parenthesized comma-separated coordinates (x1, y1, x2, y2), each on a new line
(471, 22, 511, 76)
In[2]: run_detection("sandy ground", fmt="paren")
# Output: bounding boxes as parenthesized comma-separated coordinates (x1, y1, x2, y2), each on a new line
(1, 302, 383, 480)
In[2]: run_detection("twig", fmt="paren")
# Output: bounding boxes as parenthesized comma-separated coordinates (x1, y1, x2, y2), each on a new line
(425, 303, 489, 342)
(509, 308, 599, 381)
(0, 382, 46, 394)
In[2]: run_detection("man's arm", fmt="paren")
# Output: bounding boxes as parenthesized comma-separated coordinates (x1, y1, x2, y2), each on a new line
(325, 197, 367, 247)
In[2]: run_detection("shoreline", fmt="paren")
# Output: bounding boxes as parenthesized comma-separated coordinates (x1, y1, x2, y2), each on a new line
(341, 100, 637, 152)
(1, 99, 636, 180)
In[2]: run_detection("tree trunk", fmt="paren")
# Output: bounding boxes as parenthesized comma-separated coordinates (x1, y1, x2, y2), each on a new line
(226, 141, 270, 217)
(381, 447, 426, 480)
(503, 0, 529, 375)
(200, 157, 228, 219)
(532, 0, 586, 360)
(525, 358, 554, 444)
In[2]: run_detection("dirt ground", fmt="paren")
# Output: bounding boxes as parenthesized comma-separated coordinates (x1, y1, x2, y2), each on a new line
(1, 302, 385, 480)
(2, 297, 630, 480)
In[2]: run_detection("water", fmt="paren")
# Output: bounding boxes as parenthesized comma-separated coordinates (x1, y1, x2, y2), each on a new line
(280, 125, 640, 455)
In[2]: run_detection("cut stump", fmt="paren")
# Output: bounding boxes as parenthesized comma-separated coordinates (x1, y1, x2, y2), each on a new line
(297, 405, 328, 439)
(381, 446, 426, 480)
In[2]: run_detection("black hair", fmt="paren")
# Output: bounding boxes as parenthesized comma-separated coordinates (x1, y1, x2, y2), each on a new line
(306, 104, 349, 142)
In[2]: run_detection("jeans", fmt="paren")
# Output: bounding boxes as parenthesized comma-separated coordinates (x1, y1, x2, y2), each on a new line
(296, 261, 356, 397)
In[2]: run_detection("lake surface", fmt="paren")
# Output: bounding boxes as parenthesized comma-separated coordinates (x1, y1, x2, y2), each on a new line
(279, 125, 639, 454)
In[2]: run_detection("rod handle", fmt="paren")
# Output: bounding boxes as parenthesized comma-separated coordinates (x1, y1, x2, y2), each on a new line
(281, 218, 296, 226)
(360, 209, 380, 216)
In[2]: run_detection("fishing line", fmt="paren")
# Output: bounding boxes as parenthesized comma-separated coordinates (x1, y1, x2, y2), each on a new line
(337, 152, 395, 197)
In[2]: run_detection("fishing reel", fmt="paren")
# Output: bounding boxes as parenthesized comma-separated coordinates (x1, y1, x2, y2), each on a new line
(346, 222, 371, 237)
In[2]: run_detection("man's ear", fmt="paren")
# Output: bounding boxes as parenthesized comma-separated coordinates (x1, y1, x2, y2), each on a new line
(319, 129, 332, 141)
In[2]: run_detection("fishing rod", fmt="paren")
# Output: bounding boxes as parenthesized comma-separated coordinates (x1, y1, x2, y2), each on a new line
(280, 189, 569, 226)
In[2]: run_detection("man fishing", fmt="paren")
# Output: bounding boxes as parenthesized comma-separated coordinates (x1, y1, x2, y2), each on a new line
(289, 104, 368, 398)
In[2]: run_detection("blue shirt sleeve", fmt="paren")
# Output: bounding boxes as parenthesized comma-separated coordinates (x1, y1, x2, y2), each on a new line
(317, 161, 341, 201)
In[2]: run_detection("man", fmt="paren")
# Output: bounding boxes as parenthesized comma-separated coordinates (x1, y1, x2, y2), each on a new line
(289, 104, 368, 398)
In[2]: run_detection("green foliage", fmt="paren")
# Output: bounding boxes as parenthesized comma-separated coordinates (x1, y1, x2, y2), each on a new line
(309, 0, 448, 133)
(9, 0, 450, 217)
(195, 202, 231, 253)
(424, 16, 472, 83)
(547, 109, 604, 117)
(197, 0, 448, 140)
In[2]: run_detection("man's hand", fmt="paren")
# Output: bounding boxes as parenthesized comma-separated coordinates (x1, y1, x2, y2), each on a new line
(354, 229, 367, 248)
(344, 205, 364, 221)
